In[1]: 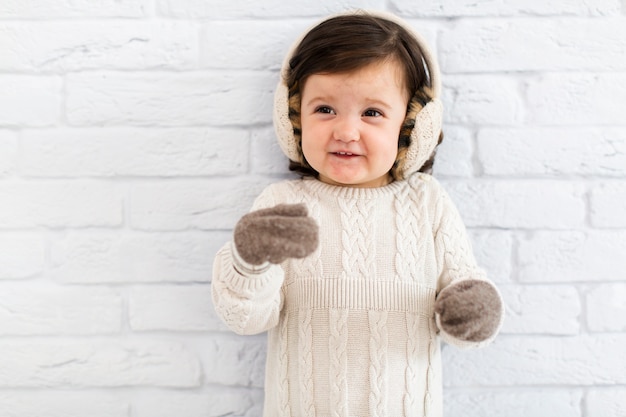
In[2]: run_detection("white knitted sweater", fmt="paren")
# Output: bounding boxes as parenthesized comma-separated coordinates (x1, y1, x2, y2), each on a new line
(211, 173, 501, 417)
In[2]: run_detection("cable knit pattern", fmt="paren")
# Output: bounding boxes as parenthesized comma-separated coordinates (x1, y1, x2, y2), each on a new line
(304, 185, 324, 277)
(329, 309, 349, 417)
(403, 311, 420, 417)
(395, 181, 417, 281)
(287, 181, 324, 278)
(368, 310, 388, 417)
(298, 309, 315, 416)
(424, 316, 437, 417)
(340, 198, 377, 279)
(211, 174, 502, 417)
(211, 244, 284, 335)
(277, 311, 291, 416)
(395, 178, 430, 283)
(435, 191, 485, 285)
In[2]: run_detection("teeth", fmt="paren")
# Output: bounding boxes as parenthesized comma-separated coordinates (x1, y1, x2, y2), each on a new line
(337, 152, 353, 155)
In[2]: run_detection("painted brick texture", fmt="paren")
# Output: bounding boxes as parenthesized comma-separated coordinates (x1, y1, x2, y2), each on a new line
(1, 1, 625, 416)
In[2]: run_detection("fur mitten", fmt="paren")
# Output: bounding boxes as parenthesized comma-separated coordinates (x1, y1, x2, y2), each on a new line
(434, 279, 503, 343)
(234, 203, 319, 266)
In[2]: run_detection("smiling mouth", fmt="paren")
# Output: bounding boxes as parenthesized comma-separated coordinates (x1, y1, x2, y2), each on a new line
(333, 152, 358, 156)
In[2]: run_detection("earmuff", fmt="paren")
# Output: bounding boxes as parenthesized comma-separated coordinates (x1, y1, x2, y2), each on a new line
(273, 10, 443, 179)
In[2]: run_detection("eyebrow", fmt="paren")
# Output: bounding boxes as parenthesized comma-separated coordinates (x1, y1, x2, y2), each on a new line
(363, 98, 394, 110)
(303, 96, 394, 110)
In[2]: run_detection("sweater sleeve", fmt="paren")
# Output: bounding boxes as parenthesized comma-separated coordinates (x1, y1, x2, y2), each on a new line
(432, 182, 504, 348)
(210, 185, 286, 335)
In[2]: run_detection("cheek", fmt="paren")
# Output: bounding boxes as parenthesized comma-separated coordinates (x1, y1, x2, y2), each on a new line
(300, 120, 322, 153)
(380, 130, 401, 163)
(383, 146, 399, 169)
(300, 131, 318, 165)
(301, 138, 311, 160)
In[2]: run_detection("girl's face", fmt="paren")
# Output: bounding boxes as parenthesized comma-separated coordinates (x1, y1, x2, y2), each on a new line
(300, 59, 409, 188)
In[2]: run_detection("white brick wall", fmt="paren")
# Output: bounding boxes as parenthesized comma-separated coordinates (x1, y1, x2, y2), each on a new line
(0, 0, 624, 416)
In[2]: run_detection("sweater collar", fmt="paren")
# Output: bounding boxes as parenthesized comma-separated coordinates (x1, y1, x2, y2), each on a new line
(301, 177, 408, 199)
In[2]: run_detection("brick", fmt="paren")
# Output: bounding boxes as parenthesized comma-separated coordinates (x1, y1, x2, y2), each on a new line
(478, 128, 626, 177)
(204, 335, 266, 388)
(0, 181, 123, 229)
(201, 20, 310, 70)
(209, 231, 232, 262)
(0, 21, 198, 72)
(442, 180, 586, 229)
(207, 232, 232, 331)
(129, 178, 273, 231)
(518, 231, 626, 283)
(500, 284, 581, 335)
(129, 284, 228, 332)
(66, 71, 276, 127)
(432, 126, 474, 178)
(527, 73, 626, 125)
(0, 283, 122, 335)
(443, 334, 626, 386)
(390, 0, 620, 16)
(50, 231, 214, 284)
(20, 128, 249, 177)
(0, 340, 202, 388)
(200, 18, 436, 70)
(157, 0, 385, 18)
(468, 230, 513, 283)
(445, 389, 582, 417)
(0, 131, 17, 176)
(250, 127, 292, 175)
(443, 75, 523, 125)
(132, 387, 263, 417)
(0, 391, 129, 417)
(441, 19, 626, 72)
(590, 182, 626, 228)
(0, 233, 44, 279)
(587, 284, 626, 332)
(0, 75, 61, 127)
(586, 388, 626, 417)
(0, 0, 149, 18)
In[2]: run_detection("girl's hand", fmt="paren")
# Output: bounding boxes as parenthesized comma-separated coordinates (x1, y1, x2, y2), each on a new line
(434, 279, 502, 343)
(234, 203, 319, 266)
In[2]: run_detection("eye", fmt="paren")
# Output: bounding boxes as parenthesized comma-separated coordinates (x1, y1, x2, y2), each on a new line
(315, 106, 335, 115)
(363, 109, 382, 117)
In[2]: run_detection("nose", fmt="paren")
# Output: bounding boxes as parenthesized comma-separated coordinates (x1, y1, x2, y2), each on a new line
(333, 116, 360, 142)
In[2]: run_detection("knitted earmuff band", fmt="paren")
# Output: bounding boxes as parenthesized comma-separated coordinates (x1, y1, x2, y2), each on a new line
(272, 10, 444, 179)
(393, 88, 434, 179)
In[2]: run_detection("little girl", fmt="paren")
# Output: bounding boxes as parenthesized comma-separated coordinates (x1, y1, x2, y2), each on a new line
(212, 10, 503, 417)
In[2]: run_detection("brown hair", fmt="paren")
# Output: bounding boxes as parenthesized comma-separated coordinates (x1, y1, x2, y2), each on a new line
(285, 13, 444, 180)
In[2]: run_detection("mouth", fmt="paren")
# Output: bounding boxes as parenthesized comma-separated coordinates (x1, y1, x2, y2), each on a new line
(332, 151, 360, 157)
